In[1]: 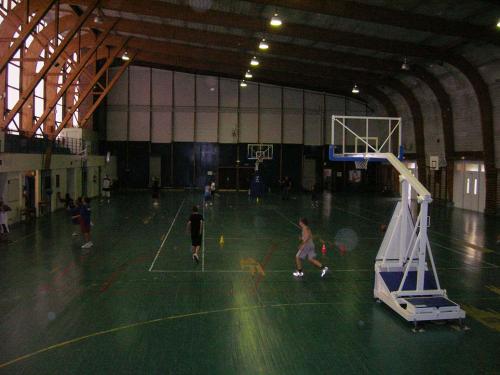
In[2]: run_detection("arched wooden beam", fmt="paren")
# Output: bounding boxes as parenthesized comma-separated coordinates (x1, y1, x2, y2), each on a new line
(385, 79, 427, 187)
(412, 66, 455, 201)
(445, 56, 497, 214)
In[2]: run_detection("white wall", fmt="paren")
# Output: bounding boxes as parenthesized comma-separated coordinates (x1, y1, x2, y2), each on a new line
(0, 153, 116, 226)
(106, 67, 371, 145)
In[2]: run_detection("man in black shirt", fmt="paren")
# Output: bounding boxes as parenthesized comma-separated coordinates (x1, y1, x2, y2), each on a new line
(187, 206, 204, 264)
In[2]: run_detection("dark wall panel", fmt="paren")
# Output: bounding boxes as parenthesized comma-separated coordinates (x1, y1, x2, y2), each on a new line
(195, 143, 219, 187)
(173, 142, 194, 187)
(282, 144, 302, 191)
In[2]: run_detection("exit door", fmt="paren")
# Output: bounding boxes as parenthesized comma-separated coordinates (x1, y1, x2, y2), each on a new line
(453, 161, 485, 212)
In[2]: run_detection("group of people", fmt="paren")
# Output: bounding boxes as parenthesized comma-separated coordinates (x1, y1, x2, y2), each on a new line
(60, 194, 93, 249)
(185, 204, 328, 278)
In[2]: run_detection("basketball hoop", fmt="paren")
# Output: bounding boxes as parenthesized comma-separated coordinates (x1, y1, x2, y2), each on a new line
(354, 158, 369, 170)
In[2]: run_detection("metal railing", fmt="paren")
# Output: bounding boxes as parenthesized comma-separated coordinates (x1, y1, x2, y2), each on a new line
(3, 134, 98, 155)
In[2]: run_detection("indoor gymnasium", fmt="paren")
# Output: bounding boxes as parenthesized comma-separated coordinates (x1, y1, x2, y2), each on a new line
(0, 0, 499, 374)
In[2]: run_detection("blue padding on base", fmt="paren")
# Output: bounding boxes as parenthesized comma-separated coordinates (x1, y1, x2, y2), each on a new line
(380, 271, 437, 292)
(405, 297, 457, 308)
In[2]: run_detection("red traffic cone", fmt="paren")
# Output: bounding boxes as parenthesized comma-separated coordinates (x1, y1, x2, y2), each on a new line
(321, 243, 327, 255)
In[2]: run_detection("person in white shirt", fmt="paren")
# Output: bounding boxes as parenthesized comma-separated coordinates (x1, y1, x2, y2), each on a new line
(0, 200, 11, 240)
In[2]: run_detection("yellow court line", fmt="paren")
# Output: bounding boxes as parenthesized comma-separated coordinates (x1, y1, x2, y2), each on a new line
(0, 305, 261, 369)
(0, 302, 337, 369)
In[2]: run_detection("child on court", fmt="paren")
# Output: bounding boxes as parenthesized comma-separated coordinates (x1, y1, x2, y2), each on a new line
(70, 197, 82, 236)
(186, 206, 204, 264)
(80, 197, 93, 249)
(293, 217, 328, 278)
(204, 184, 212, 207)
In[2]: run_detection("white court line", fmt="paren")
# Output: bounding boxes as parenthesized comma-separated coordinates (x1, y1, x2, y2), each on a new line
(202, 203, 205, 272)
(150, 269, 371, 273)
(147, 265, 498, 274)
(148, 199, 186, 272)
(432, 242, 499, 268)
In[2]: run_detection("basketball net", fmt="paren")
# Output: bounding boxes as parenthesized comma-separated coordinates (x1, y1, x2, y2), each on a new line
(255, 152, 264, 171)
(354, 158, 369, 170)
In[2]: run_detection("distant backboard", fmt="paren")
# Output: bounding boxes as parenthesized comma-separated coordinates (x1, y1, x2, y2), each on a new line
(247, 144, 273, 160)
(329, 116, 403, 162)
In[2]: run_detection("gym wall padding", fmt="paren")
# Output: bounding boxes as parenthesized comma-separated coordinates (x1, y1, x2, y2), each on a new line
(103, 66, 372, 189)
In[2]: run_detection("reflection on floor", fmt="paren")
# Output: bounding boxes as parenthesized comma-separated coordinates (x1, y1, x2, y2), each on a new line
(0, 191, 498, 374)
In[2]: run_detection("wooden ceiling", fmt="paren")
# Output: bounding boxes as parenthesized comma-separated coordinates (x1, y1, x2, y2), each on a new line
(59, 0, 499, 97)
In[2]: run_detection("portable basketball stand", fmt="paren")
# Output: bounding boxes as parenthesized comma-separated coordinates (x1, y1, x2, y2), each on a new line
(330, 116, 465, 326)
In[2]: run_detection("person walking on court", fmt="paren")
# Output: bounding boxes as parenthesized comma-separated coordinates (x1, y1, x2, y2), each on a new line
(187, 206, 203, 264)
(152, 177, 160, 206)
(0, 200, 11, 241)
(102, 175, 111, 203)
(204, 184, 212, 207)
(70, 197, 82, 236)
(210, 180, 216, 200)
(80, 197, 93, 249)
(293, 217, 328, 278)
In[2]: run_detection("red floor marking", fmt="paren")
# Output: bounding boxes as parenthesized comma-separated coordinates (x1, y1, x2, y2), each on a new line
(254, 243, 279, 291)
(100, 251, 153, 293)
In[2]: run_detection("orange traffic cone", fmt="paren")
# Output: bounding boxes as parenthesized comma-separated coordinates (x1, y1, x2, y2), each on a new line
(321, 243, 327, 255)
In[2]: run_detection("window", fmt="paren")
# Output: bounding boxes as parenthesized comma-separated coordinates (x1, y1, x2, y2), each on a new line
(473, 178, 478, 195)
(466, 178, 470, 194)
(6, 46, 21, 131)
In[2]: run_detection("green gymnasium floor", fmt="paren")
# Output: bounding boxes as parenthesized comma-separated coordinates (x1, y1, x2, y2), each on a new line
(0, 191, 499, 374)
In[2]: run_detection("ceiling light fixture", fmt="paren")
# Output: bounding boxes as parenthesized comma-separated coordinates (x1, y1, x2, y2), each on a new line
(121, 51, 130, 61)
(401, 56, 410, 71)
(352, 84, 359, 94)
(259, 38, 269, 50)
(497, 18, 500, 28)
(94, 8, 104, 24)
(270, 13, 282, 27)
(250, 56, 259, 66)
(240, 80, 248, 87)
(245, 70, 253, 79)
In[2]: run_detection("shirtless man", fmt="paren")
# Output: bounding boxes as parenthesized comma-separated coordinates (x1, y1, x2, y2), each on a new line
(293, 218, 328, 278)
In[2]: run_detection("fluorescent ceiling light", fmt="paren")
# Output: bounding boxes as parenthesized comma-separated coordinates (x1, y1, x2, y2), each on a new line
(259, 39, 269, 50)
(270, 13, 282, 27)
(401, 56, 410, 71)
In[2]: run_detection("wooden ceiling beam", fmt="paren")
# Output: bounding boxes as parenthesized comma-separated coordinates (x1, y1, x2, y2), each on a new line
(248, 0, 500, 45)
(64, 0, 442, 58)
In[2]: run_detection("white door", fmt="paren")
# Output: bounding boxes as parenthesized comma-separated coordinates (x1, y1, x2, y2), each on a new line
(463, 171, 479, 211)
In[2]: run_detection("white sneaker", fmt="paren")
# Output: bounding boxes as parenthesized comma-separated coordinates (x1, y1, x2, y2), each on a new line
(321, 266, 329, 278)
(192, 253, 199, 264)
(81, 241, 93, 249)
(293, 270, 304, 277)
(72, 232, 79, 236)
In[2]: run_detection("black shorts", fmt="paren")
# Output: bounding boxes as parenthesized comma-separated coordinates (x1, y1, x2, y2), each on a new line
(191, 235, 202, 247)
